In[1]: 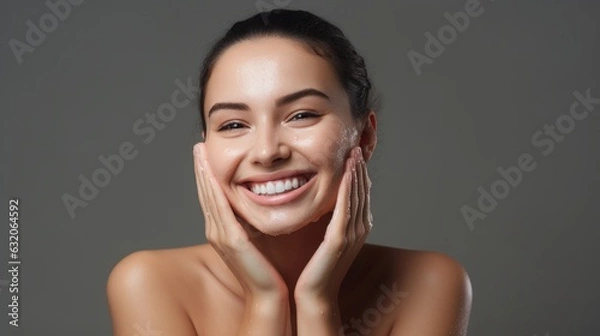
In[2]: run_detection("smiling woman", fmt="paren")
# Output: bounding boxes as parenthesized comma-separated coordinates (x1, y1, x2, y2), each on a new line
(106, 9, 472, 336)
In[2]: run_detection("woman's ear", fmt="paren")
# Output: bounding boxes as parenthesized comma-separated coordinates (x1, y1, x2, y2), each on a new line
(359, 110, 377, 161)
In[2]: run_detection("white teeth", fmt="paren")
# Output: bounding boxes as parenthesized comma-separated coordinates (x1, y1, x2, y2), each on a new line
(267, 182, 276, 194)
(249, 175, 309, 195)
(275, 181, 284, 193)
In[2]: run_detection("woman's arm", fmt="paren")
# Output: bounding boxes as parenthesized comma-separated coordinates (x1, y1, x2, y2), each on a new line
(389, 252, 473, 336)
(106, 251, 198, 336)
(295, 296, 343, 336)
(238, 293, 292, 336)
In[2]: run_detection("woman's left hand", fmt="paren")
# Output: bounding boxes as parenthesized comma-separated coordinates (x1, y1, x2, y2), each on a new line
(294, 146, 373, 304)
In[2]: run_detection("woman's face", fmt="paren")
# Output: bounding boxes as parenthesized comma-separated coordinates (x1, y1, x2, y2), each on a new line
(203, 36, 362, 236)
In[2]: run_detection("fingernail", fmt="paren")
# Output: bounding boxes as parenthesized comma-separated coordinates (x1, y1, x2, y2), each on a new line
(356, 147, 364, 163)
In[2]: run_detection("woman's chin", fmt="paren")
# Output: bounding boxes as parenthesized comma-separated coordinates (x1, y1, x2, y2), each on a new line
(236, 206, 331, 237)
(250, 220, 309, 237)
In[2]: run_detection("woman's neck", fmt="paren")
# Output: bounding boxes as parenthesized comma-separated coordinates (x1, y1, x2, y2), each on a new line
(250, 211, 333, 293)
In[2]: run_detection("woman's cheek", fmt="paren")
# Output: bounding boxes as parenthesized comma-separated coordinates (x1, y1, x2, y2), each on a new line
(328, 127, 358, 172)
(207, 144, 242, 187)
(326, 137, 347, 170)
(291, 130, 335, 167)
(292, 122, 354, 168)
(327, 117, 359, 163)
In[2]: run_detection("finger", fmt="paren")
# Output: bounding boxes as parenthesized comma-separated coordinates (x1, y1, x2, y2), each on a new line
(198, 145, 230, 240)
(355, 148, 366, 237)
(328, 155, 353, 241)
(195, 143, 224, 239)
(361, 158, 373, 233)
(349, 148, 360, 242)
(193, 143, 215, 237)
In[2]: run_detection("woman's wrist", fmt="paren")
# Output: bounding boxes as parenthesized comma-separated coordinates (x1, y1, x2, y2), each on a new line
(246, 291, 289, 316)
(295, 296, 343, 336)
(246, 281, 289, 303)
(238, 293, 291, 336)
(295, 294, 337, 314)
(294, 287, 337, 306)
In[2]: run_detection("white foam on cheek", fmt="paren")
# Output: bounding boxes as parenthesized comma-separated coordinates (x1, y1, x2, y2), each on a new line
(329, 123, 358, 171)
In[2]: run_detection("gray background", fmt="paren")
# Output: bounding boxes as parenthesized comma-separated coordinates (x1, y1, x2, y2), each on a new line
(1, 0, 599, 335)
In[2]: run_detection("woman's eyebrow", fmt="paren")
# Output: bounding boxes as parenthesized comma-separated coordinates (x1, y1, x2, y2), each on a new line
(208, 88, 330, 118)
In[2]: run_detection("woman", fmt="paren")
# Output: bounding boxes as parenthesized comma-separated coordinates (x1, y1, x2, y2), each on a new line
(107, 9, 472, 336)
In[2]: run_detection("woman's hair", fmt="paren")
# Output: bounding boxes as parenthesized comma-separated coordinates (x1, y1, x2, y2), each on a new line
(197, 9, 379, 134)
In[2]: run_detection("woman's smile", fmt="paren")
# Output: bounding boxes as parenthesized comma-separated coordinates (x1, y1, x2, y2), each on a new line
(240, 173, 318, 206)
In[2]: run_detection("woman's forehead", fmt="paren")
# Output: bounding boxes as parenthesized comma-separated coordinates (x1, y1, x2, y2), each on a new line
(205, 37, 343, 105)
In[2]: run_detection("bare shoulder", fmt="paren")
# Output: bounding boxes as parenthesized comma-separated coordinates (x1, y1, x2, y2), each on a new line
(364, 244, 470, 287)
(367, 244, 473, 335)
(397, 247, 470, 287)
(399, 248, 473, 311)
(362, 243, 464, 274)
(106, 245, 210, 336)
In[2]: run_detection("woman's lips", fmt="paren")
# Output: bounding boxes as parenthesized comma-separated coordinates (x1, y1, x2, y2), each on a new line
(241, 174, 316, 206)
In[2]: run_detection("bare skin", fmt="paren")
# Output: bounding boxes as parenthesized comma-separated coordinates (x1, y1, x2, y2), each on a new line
(106, 36, 472, 335)
(107, 244, 471, 335)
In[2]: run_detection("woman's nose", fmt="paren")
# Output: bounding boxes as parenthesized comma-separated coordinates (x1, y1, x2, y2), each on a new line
(250, 125, 290, 167)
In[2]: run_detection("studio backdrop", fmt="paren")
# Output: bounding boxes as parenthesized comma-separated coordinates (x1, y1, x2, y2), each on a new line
(1, 0, 599, 335)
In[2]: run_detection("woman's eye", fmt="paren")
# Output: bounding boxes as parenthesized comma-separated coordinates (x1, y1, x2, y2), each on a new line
(291, 111, 318, 121)
(218, 121, 245, 132)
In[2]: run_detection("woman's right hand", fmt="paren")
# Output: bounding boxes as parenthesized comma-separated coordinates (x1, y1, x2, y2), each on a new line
(193, 142, 288, 300)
